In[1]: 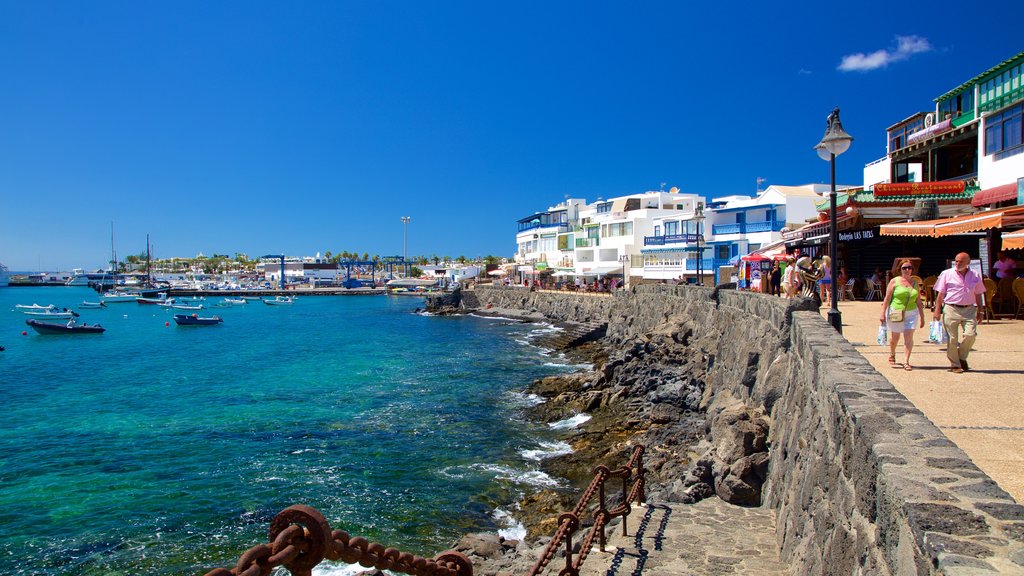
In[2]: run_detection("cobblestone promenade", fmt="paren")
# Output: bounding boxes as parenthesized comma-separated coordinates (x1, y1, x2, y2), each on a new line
(580, 499, 789, 576)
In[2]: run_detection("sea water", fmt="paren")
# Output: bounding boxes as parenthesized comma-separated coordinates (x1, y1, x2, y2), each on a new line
(0, 287, 586, 575)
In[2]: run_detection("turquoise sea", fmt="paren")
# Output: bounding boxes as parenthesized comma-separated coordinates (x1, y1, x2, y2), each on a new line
(0, 287, 586, 575)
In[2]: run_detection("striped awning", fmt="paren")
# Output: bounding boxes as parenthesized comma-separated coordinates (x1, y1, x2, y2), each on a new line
(1002, 230, 1024, 250)
(880, 205, 1024, 238)
(971, 183, 1019, 207)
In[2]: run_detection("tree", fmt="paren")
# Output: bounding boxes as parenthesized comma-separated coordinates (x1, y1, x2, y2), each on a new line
(457, 255, 467, 264)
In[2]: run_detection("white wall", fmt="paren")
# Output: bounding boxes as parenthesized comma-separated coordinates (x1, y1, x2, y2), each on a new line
(979, 148, 1024, 189)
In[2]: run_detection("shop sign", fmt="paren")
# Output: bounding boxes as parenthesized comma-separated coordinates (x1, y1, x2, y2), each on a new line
(874, 181, 965, 197)
(837, 228, 877, 242)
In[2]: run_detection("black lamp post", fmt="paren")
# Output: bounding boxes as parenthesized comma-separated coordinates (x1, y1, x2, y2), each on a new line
(815, 107, 854, 334)
(619, 254, 628, 290)
(694, 203, 706, 285)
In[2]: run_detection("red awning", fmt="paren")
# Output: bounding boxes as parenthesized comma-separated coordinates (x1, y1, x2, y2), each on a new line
(971, 183, 1019, 207)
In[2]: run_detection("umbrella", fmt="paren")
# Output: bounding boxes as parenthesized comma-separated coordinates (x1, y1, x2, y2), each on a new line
(728, 255, 741, 266)
(741, 253, 771, 262)
(487, 269, 507, 276)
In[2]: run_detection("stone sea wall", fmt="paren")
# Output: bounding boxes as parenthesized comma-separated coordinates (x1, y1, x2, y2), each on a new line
(465, 285, 1024, 575)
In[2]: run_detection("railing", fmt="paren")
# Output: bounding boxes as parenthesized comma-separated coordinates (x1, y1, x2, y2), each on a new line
(712, 221, 778, 235)
(203, 505, 473, 576)
(643, 233, 698, 246)
(518, 221, 570, 233)
(527, 445, 645, 576)
(575, 238, 599, 248)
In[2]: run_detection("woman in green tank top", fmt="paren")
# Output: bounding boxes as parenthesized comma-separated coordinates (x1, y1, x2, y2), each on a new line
(880, 259, 926, 370)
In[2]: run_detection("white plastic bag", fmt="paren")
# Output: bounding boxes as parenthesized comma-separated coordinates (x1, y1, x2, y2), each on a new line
(877, 323, 888, 345)
(929, 320, 948, 344)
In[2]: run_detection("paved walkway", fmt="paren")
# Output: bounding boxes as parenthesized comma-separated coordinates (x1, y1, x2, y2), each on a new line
(822, 299, 1024, 502)
(580, 499, 789, 576)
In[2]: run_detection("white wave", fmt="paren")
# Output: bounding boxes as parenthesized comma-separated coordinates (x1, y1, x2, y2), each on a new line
(542, 361, 593, 370)
(493, 508, 527, 541)
(314, 561, 396, 576)
(470, 463, 560, 488)
(548, 414, 591, 430)
(291, 448, 317, 455)
(467, 313, 519, 322)
(520, 440, 573, 461)
(506, 392, 545, 407)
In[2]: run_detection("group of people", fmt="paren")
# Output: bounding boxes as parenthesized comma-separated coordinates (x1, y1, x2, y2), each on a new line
(768, 255, 843, 302)
(880, 252, 985, 373)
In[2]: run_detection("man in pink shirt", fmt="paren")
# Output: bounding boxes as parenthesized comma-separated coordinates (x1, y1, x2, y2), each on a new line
(933, 252, 986, 373)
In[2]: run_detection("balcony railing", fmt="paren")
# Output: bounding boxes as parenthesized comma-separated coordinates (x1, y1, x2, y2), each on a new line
(576, 238, 599, 248)
(643, 233, 699, 246)
(518, 221, 570, 233)
(711, 221, 778, 235)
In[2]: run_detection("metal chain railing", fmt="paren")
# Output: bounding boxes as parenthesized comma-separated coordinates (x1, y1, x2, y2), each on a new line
(203, 504, 473, 576)
(526, 444, 646, 576)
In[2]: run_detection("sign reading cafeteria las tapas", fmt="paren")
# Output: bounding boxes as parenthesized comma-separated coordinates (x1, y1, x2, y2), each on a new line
(874, 181, 965, 197)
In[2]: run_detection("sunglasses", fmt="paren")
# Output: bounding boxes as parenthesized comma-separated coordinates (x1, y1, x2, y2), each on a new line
(901, 266, 913, 270)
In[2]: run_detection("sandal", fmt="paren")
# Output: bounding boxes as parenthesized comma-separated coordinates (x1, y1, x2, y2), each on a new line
(888, 354, 896, 367)
(904, 364, 913, 371)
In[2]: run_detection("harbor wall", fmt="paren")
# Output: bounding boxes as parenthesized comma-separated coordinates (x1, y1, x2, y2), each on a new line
(465, 285, 1024, 575)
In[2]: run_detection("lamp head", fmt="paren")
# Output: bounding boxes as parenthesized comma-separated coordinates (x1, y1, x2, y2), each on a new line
(815, 107, 854, 159)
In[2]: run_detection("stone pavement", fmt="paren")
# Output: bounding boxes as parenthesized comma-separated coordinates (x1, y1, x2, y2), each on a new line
(579, 499, 789, 576)
(822, 300, 1024, 502)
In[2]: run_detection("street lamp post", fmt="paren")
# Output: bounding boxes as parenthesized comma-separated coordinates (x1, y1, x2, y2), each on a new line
(694, 203, 706, 286)
(814, 107, 854, 334)
(619, 254, 629, 290)
(400, 216, 411, 274)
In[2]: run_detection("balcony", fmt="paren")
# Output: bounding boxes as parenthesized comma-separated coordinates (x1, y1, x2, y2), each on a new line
(518, 221, 570, 234)
(711, 221, 778, 235)
(576, 238, 599, 248)
(643, 233, 699, 246)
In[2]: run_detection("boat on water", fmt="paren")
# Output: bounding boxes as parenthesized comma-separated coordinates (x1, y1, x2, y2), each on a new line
(80, 301, 107, 308)
(170, 303, 204, 311)
(26, 319, 105, 334)
(136, 293, 168, 304)
(102, 291, 142, 303)
(172, 314, 223, 326)
(23, 309, 79, 319)
(65, 268, 116, 287)
(15, 303, 56, 310)
(239, 296, 261, 301)
(263, 296, 294, 305)
(222, 298, 246, 305)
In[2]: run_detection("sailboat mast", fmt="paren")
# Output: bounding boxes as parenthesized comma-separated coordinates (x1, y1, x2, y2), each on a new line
(146, 234, 151, 288)
(110, 222, 118, 291)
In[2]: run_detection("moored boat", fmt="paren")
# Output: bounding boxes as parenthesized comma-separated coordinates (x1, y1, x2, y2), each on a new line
(222, 298, 246, 305)
(172, 314, 223, 326)
(81, 301, 107, 308)
(23, 309, 79, 319)
(263, 296, 294, 305)
(170, 303, 204, 311)
(15, 303, 56, 310)
(26, 319, 105, 334)
(136, 293, 168, 304)
(101, 291, 142, 303)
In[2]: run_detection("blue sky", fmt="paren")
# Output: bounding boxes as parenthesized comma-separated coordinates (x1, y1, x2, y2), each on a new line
(1, 1, 1021, 270)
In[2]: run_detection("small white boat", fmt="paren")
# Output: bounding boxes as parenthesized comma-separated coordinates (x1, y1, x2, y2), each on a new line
(15, 303, 56, 310)
(80, 301, 107, 308)
(239, 296, 261, 301)
(101, 292, 141, 303)
(263, 296, 294, 306)
(222, 298, 246, 305)
(24, 309, 78, 319)
(171, 303, 205, 311)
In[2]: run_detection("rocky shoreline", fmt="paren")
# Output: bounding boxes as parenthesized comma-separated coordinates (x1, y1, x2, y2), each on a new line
(383, 300, 769, 576)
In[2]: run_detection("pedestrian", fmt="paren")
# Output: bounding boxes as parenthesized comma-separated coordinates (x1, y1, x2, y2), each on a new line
(933, 252, 985, 373)
(836, 265, 849, 300)
(993, 251, 1017, 280)
(769, 262, 781, 296)
(880, 259, 925, 370)
(819, 255, 832, 304)
(781, 256, 798, 298)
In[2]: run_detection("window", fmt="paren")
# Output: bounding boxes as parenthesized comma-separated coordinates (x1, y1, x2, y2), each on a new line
(597, 202, 612, 214)
(653, 225, 661, 237)
(602, 222, 633, 238)
(716, 245, 730, 260)
(665, 221, 678, 235)
(985, 102, 1024, 158)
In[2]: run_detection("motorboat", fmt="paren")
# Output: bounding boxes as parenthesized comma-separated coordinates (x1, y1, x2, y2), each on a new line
(136, 293, 168, 304)
(80, 301, 107, 308)
(26, 319, 105, 334)
(263, 296, 294, 305)
(171, 303, 205, 311)
(101, 291, 142, 303)
(15, 303, 56, 310)
(222, 298, 246, 305)
(239, 296, 261, 301)
(23, 309, 79, 319)
(172, 314, 223, 326)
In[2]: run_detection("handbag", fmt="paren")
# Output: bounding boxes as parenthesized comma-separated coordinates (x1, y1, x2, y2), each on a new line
(887, 309, 905, 323)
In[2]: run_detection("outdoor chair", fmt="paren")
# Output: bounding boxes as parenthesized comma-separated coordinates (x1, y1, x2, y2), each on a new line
(1014, 278, 1024, 320)
(922, 275, 937, 308)
(982, 278, 997, 322)
(842, 278, 856, 301)
(994, 277, 1015, 315)
(864, 279, 882, 301)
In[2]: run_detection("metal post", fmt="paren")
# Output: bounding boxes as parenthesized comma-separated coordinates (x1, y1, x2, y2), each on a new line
(401, 216, 411, 274)
(828, 153, 842, 333)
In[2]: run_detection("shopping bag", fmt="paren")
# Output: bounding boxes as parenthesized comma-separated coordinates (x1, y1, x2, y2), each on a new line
(877, 324, 888, 345)
(930, 320, 948, 344)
